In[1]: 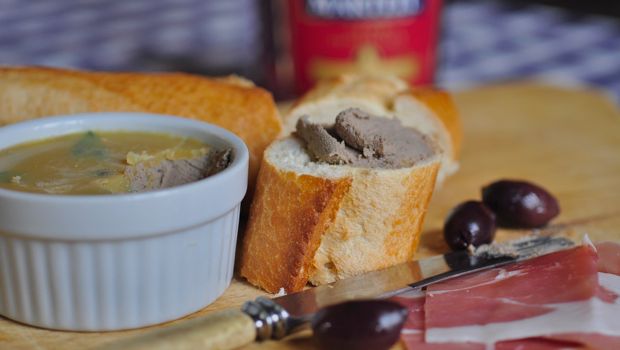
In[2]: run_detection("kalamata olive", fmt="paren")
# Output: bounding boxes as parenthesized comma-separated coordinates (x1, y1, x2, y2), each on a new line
(482, 180, 560, 228)
(311, 300, 408, 350)
(443, 201, 496, 250)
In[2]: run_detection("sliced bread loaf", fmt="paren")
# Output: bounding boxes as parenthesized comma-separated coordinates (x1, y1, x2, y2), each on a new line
(240, 83, 449, 292)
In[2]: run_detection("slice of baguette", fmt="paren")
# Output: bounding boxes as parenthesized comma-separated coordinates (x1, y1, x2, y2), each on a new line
(240, 123, 442, 293)
(0, 66, 282, 196)
(282, 75, 461, 184)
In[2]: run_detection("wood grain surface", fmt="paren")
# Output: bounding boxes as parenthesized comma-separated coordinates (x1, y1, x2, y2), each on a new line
(1, 82, 619, 350)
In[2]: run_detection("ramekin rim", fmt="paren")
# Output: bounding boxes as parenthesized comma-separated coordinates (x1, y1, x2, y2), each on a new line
(0, 112, 249, 204)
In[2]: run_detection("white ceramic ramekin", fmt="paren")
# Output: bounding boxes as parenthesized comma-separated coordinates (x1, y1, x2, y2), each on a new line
(0, 113, 248, 331)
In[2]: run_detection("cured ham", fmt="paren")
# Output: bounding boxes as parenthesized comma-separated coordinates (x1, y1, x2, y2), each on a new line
(393, 289, 587, 350)
(596, 242, 620, 275)
(393, 290, 588, 350)
(392, 241, 620, 350)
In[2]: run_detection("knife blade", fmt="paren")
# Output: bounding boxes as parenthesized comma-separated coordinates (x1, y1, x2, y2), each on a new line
(102, 236, 574, 350)
(259, 235, 574, 336)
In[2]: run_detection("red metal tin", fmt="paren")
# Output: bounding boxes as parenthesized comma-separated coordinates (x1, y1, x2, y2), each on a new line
(287, 0, 442, 94)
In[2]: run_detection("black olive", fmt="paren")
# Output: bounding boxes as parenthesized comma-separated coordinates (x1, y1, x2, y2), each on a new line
(482, 180, 560, 228)
(311, 300, 408, 350)
(443, 200, 496, 250)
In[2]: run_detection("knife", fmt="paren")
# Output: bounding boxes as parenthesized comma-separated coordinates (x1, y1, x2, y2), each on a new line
(102, 236, 573, 350)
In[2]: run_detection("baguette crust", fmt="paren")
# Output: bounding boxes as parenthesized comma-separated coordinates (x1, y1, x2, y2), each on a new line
(0, 66, 282, 194)
(240, 156, 352, 293)
(288, 74, 408, 114)
(309, 160, 439, 286)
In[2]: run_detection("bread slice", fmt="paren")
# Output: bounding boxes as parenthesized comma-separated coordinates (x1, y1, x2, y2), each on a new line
(0, 66, 282, 196)
(282, 75, 461, 184)
(240, 127, 442, 293)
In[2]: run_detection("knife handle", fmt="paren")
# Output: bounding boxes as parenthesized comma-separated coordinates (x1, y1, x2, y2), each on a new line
(102, 309, 257, 350)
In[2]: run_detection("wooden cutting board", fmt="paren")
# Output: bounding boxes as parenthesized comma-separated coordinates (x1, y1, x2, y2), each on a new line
(1, 82, 619, 350)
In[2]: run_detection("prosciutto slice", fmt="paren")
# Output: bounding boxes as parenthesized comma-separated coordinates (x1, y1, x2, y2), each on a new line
(393, 242, 620, 350)
(395, 290, 478, 350)
(393, 290, 587, 350)
(596, 242, 620, 275)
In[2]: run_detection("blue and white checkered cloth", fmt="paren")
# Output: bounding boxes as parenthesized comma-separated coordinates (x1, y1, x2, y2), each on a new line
(438, 0, 620, 99)
(1, 0, 620, 99)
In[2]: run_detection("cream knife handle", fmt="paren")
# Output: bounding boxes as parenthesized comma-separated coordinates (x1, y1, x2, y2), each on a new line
(102, 309, 256, 350)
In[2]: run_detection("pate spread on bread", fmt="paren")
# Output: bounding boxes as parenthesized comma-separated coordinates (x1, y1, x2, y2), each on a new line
(296, 108, 435, 168)
(240, 75, 461, 293)
(282, 75, 461, 185)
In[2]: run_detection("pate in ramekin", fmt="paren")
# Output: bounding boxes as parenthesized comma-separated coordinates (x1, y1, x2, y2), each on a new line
(0, 113, 248, 331)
